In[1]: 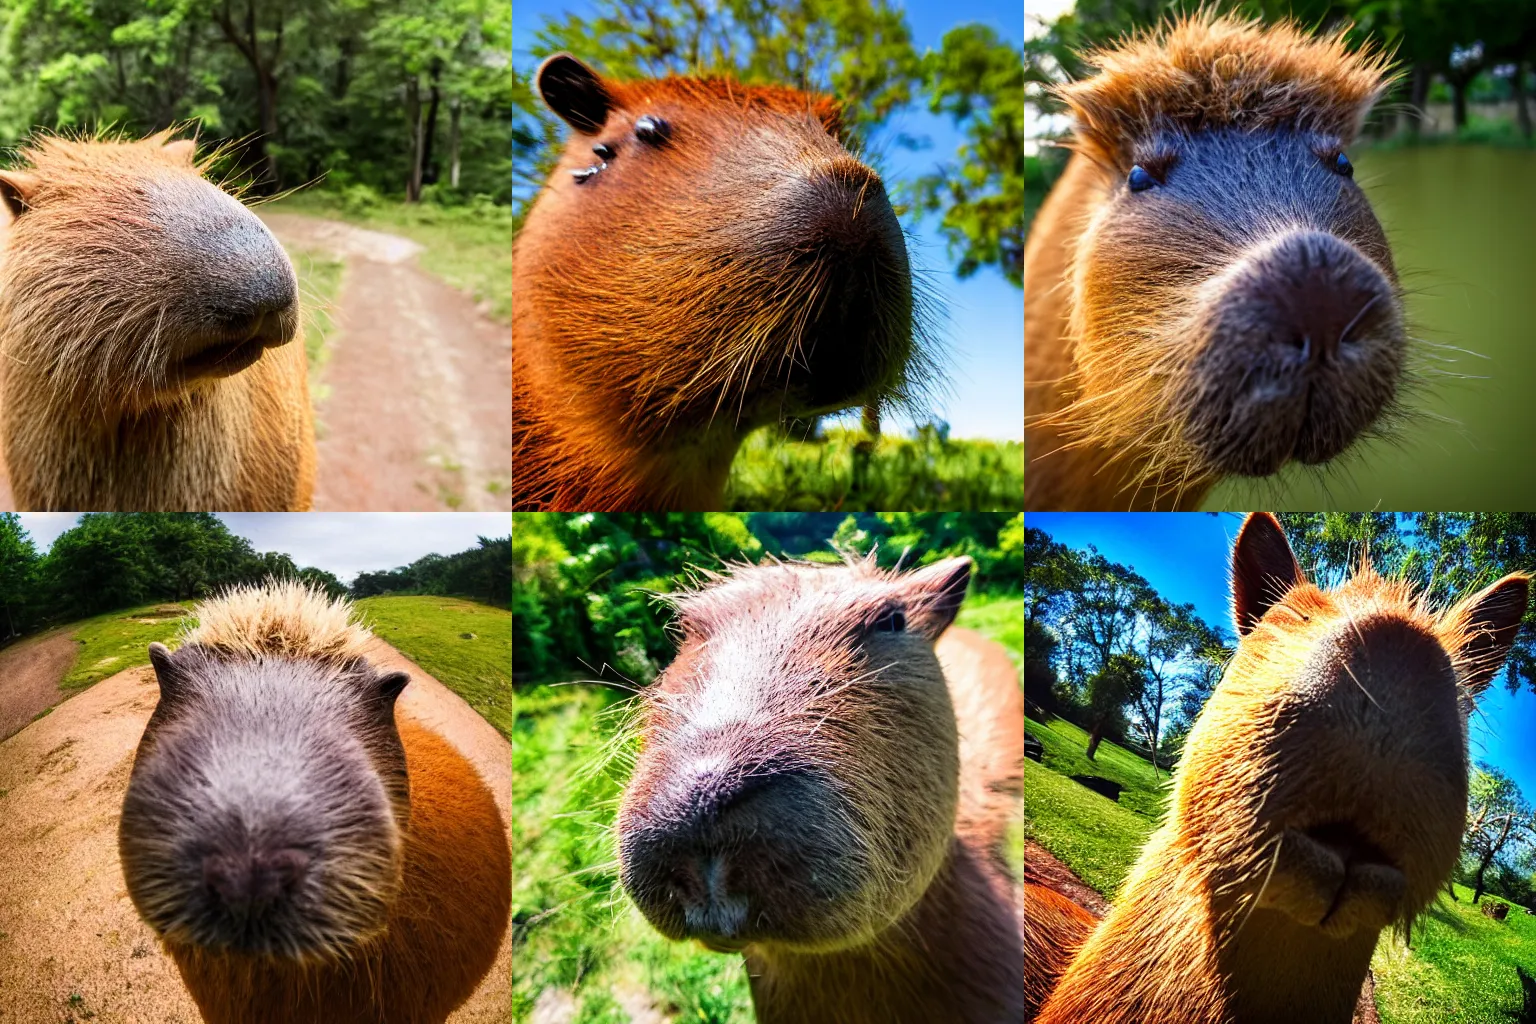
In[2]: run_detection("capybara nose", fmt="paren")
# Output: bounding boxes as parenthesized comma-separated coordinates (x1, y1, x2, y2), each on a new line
(1231, 231, 1396, 366)
(1185, 229, 1403, 477)
(203, 847, 311, 913)
(163, 184, 298, 339)
(787, 156, 904, 263)
(202, 217, 298, 331)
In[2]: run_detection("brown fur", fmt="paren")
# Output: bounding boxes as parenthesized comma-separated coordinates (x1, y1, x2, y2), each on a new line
(514, 58, 920, 510)
(0, 133, 315, 510)
(120, 585, 509, 1024)
(1025, 16, 1402, 510)
(617, 556, 1022, 1023)
(1036, 514, 1528, 1023)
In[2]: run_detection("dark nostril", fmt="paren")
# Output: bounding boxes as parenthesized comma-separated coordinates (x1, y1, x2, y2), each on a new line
(203, 847, 310, 910)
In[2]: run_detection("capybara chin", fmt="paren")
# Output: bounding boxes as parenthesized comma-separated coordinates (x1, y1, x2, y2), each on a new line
(118, 582, 510, 1024)
(513, 55, 922, 511)
(1025, 15, 1406, 511)
(0, 132, 315, 511)
(618, 555, 1023, 1024)
(1036, 513, 1529, 1024)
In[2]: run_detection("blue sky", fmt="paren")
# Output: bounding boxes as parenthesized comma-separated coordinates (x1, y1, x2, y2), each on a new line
(1026, 512, 1536, 803)
(17, 514, 510, 583)
(512, 0, 1024, 440)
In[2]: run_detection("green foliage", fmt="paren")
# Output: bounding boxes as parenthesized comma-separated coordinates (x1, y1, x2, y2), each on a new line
(0, 0, 511, 201)
(518, 2, 1025, 285)
(0, 513, 40, 640)
(355, 595, 511, 737)
(351, 535, 510, 607)
(724, 427, 1023, 512)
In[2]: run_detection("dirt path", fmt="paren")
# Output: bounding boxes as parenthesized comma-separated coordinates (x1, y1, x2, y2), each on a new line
(0, 632, 75, 743)
(261, 213, 511, 512)
(0, 639, 510, 1024)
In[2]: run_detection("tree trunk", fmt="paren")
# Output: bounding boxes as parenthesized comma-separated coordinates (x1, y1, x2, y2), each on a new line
(1473, 850, 1497, 903)
(256, 67, 280, 187)
(1516, 61, 1533, 140)
(1452, 79, 1469, 130)
(1086, 719, 1105, 761)
(861, 403, 880, 441)
(448, 97, 462, 188)
(406, 76, 424, 203)
(421, 57, 443, 186)
(1407, 64, 1431, 137)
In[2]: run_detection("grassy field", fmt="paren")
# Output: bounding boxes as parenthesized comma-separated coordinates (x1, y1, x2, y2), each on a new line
(725, 428, 1023, 511)
(514, 598, 1025, 1023)
(264, 191, 512, 322)
(1025, 714, 1536, 1022)
(355, 595, 512, 739)
(282, 244, 346, 401)
(56, 602, 193, 692)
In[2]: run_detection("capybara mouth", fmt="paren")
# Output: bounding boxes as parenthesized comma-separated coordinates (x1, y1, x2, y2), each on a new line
(1260, 822, 1407, 937)
(1180, 230, 1404, 476)
(177, 307, 298, 379)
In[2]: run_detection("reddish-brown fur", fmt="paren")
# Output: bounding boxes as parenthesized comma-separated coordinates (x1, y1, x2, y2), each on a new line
(1034, 514, 1528, 1023)
(616, 557, 1021, 1022)
(514, 57, 918, 510)
(0, 133, 315, 510)
(1025, 16, 1402, 510)
(167, 718, 510, 1024)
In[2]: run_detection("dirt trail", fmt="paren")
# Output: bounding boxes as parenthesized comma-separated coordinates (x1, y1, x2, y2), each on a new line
(0, 632, 75, 743)
(262, 213, 511, 512)
(0, 640, 510, 1024)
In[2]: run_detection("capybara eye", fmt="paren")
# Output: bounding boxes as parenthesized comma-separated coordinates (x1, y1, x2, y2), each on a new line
(592, 142, 614, 160)
(634, 115, 671, 145)
(873, 608, 906, 633)
(1127, 164, 1156, 192)
(1333, 151, 1354, 178)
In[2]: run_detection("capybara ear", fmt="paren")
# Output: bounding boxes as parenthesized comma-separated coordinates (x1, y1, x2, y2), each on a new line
(811, 96, 845, 139)
(377, 670, 410, 703)
(1231, 512, 1304, 636)
(147, 642, 191, 701)
(903, 557, 973, 639)
(161, 138, 197, 165)
(1442, 574, 1530, 697)
(537, 54, 612, 134)
(0, 169, 39, 219)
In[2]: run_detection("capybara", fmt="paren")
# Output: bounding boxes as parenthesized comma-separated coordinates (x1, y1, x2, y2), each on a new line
(0, 133, 315, 510)
(1035, 513, 1528, 1023)
(1025, 16, 1405, 510)
(513, 55, 923, 510)
(616, 555, 1023, 1023)
(118, 582, 509, 1024)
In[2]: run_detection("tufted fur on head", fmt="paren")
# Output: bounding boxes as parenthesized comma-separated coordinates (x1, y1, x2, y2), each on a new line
(1057, 13, 1396, 172)
(184, 579, 376, 666)
(1038, 513, 1529, 1023)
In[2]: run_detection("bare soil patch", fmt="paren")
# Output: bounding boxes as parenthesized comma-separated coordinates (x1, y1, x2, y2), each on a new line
(0, 632, 77, 744)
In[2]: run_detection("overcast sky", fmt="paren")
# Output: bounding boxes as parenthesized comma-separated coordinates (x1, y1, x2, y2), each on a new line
(17, 514, 510, 582)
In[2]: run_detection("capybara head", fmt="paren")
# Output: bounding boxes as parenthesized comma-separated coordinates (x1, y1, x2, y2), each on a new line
(516, 55, 919, 436)
(119, 588, 411, 962)
(0, 133, 300, 411)
(1053, 16, 1404, 487)
(1177, 513, 1526, 941)
(617, 555, 973, 953)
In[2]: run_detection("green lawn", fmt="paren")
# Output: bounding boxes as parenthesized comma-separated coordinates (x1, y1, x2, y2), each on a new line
(264, 191, 512, 322)
(354, 596, 511, 739)
(514, 595, 1025, 1023)
(725, 428, 1023, 511)
(282, 244, 346, 402)
(1026, 715, 1536, 1022)
(56, 602, 194, 692)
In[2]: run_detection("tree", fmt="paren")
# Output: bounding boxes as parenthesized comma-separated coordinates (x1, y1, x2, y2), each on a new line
(1128, 597, 1211, 777)
(0, 514, 39, 640)
(1464, 765, 1536, 903)
(1085, 651, 1145, 761)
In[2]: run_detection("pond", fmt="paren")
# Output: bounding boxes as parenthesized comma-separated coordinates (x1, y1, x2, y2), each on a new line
(1208, 146, 1536, 510)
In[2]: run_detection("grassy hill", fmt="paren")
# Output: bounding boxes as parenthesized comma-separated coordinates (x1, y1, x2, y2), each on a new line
(1025, 714, 1536, 1023)
(514, 598, 1026, 1024)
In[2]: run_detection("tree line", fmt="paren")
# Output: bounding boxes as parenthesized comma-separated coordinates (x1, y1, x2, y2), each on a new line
(513, 512, 1024, 684)
(1026, 512, 1536, 908)
(0, 512, 510, 642)
(0, 0, 512, 202)
(514, 0, 1024, 286)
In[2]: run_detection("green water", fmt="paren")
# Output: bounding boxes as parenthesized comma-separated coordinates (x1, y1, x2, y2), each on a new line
(1207, 146, 1536, 511)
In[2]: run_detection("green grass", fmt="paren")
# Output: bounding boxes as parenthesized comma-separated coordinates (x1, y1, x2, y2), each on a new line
(1023, 758, 1155, 899)
(514, 596, 1025, 1022)
(724, 428, 1023, 511)
(354, 596, 511, 740)
(1026, 715, 1171, 820)
(56, 602, 193, 691)
(282, 244, 346, 401)
(265, 191, 512, 322)
(1372, 886, 1536, 1024)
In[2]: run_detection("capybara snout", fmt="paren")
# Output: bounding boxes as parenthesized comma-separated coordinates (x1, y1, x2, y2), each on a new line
(618, 556, 973, 954)
(1084, 127, 1405, 479)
